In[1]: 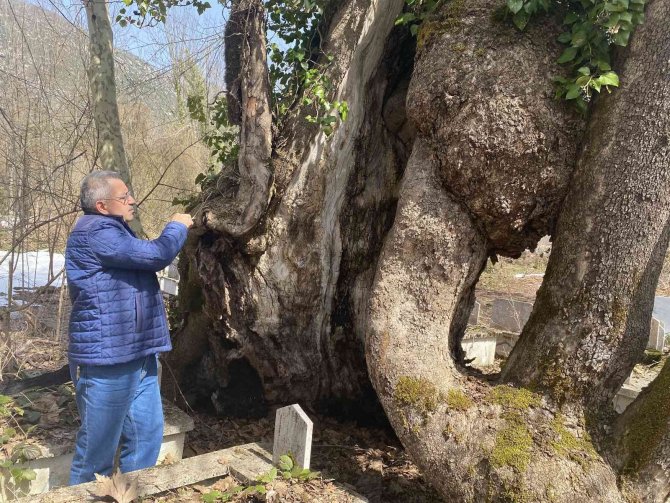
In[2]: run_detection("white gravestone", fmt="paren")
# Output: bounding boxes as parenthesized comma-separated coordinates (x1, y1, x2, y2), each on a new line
(272, 404, 313, 469)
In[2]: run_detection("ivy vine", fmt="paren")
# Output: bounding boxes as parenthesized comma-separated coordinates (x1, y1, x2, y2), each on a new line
(116, 0, 348, 134)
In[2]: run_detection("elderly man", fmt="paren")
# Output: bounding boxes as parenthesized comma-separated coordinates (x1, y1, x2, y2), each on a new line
(65, 171, 192, 484)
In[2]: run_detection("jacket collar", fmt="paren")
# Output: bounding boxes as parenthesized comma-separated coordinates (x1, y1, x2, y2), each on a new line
(81, 211, 136, 237)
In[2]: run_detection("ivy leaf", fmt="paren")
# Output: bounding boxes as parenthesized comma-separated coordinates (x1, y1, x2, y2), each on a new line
(512, 10, 530, 30)
(278, 454, 293, 471)
(596, 60, 612, 71)
(565, 84, 581, 100)
(571, 30, 588, 47)
(557, 46, 578, 64)
(576, 66, 590, 76)
(612, 30, 631, 46)
(597, 71, 620, 87)
(557, 32, 572, 43)
(507, 0, 524, 14)
(563, 11, 579, 24)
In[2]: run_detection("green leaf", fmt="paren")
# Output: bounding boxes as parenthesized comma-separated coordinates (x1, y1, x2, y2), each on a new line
(278, 454, 293, 471)
(0, 396, 12, 405)
(576, 66, 590, 76)
(597, 71, 620, 86)
(571, 30, 588, 47)
(557, 32, 572, 43)
(563, 12, 579, 24)
(507, 0, 524, 14)
(257, 467, 278, 483)
(565, 84, 581, 100)
(596, 60, 612, 71)
(202, 490, 222, 502)
(512, 10, 530, 30)
(613, 30, 631, 46)
(557, 46, 578, 64)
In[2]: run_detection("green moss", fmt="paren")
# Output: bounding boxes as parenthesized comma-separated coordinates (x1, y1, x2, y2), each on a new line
(475, 47, 486, 57)
(549, 414, 597, 468)
(417, 21, 449, 50)
(394, 376, 441, 417)
(416, 0, 466, 50)
(622, 359, 670, 474)
(491, 412, 533, 472)
(641, 349, 663, 364)
(446, 389, 473, 411)
(488, 385, 541, 410)
(502, 479, 531, 503)
(451, 42, 467, 52)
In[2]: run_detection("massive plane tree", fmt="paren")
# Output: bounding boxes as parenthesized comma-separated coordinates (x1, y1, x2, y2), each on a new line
(152, 0, 670, 499)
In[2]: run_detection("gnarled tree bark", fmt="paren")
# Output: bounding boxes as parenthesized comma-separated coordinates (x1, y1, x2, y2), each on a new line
(368, 0, 670, 500)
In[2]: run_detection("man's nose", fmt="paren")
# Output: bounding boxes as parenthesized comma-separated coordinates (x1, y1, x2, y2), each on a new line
(128, 194, 136, 204)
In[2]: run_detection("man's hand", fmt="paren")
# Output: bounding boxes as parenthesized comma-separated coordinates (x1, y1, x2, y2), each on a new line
(171, 213, 194, 228)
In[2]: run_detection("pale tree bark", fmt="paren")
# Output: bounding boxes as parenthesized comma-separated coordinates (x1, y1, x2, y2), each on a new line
(165, 0, 412, 415)
(201, 0, 272, 238)
(367, 0, 670, 500)
(84, 0, 144, 236)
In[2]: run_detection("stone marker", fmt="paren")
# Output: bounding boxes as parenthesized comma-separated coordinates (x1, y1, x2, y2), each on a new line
(461, 335, 496, 366)
(468, 301, 480, 325)
(647, 317, 665, 352)
(490, 298, 533, 333)
(273, 404, 313, 469)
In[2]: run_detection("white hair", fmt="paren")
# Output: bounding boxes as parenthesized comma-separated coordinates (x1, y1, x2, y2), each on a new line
(80, 171, 122, 212)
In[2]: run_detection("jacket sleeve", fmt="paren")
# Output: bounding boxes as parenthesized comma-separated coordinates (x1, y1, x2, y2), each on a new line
(89, 221, 189, 272)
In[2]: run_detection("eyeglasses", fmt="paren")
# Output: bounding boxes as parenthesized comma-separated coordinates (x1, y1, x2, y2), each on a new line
(100, 192, 133, 204)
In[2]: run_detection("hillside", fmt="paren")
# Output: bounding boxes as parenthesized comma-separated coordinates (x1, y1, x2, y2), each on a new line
(0, 0, 176, 120)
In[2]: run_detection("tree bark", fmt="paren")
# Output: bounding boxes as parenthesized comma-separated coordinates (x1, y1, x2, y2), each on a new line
(165, 0, 412, 415)
(167, 0, 670, 499)
(84, 0, 144, 236)
(366, 0, 670, 500)
(502, 0, 670, 413)
(203, 0, 272, 238)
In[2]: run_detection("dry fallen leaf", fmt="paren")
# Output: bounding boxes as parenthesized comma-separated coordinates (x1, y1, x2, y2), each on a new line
(90, 471, 138, 503)
(160, 452, 176, 465)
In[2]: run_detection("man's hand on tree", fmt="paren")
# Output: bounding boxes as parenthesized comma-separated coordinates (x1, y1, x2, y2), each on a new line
(171, 213, 194, 228)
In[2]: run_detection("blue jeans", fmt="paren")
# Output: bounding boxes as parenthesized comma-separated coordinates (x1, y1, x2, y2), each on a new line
(69, 355, 163, 485)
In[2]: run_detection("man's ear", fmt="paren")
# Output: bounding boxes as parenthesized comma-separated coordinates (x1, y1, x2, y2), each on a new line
(95, 200, 109, 215)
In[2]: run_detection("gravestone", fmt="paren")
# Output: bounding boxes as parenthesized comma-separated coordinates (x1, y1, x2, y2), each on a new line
(468, 301, 480, 325)
(647, 317, 665, 352)
(272, 404, 313, 469)
(490, 299, 533, 333)
(461, 335, 496, 366)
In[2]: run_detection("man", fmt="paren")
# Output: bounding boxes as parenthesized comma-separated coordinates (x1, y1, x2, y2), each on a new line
(65, 171, 193, 484)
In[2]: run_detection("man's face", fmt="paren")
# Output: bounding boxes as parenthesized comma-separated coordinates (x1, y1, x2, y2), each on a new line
(95, 178, 136, 222)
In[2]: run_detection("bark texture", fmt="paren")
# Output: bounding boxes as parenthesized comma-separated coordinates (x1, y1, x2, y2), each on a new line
(502, 0, 670, 413)
(167, 0, 670, 499)
(366, 0, 670, 501)
(205, 0, 273, 237)
(410, 0, 585, 256)
(166, 0, 412, 414)
(84, 0, 144, 236)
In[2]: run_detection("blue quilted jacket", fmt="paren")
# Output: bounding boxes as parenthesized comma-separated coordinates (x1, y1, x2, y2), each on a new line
(65, 213, 188, 365)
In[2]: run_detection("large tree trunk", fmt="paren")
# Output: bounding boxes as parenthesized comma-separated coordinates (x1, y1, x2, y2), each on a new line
(164, 0, 413, 416)
(166, 0, 670, 498)
(84, 0, 144, 236)
(367, 0, 670, 500)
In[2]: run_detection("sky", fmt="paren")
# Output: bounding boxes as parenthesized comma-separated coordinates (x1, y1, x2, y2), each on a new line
(25, 0, 228, 71)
